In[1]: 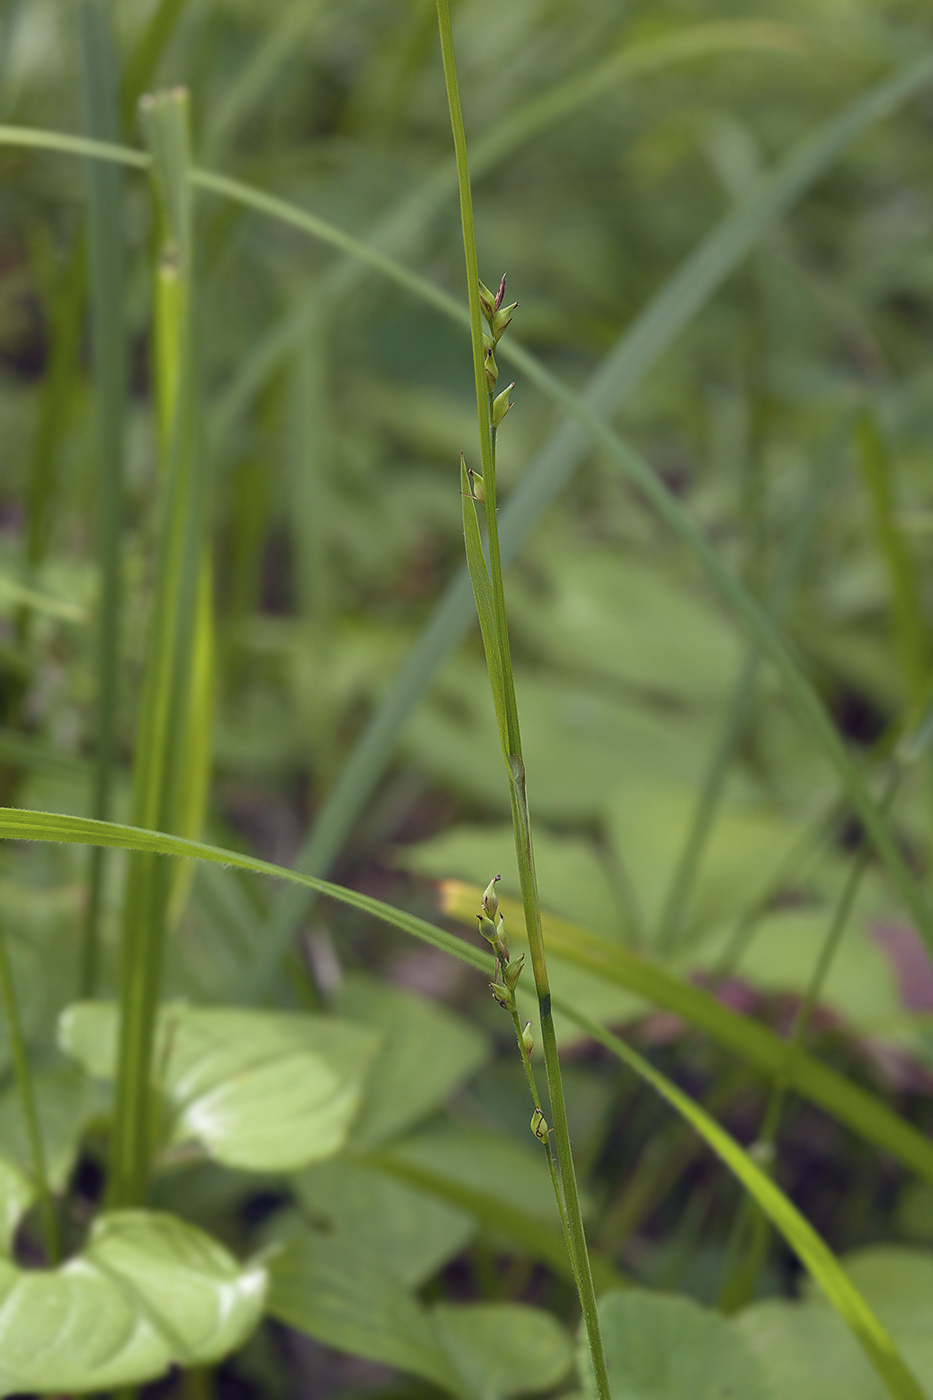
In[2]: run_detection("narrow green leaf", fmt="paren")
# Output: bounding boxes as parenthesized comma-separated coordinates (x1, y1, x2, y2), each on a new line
(113, 86, 204, 1206)
(556, 1006, 925, 1400)
(78, 0, 128, 996)
(211, 50, 933, 978)
(433, 1302, 572, 1399)
(1, 808, 931, 1191)
(856, 413, 929, 704)
(461, 457, 510, 754)
(369, 1124, 625, 1293)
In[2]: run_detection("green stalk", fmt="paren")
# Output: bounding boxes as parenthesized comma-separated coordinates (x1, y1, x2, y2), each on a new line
(120, 0, 192, 126)
(110, 89, 200, 1207)
(506, 1000, 573, 1257)
(435, 5, 609, 1397)
(0, 927, 58, 1261)
(78, 0, 127, 996)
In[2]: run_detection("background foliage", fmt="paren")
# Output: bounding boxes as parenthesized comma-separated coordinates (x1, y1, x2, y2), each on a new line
(2, 0, 933, 1396)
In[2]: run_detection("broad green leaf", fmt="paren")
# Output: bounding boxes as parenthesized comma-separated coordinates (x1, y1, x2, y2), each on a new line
(0, 1159, 34, 1254)
(604, 781, 803, 943)
(293, 1158, 474, 1287)
(713, 907, 904, 1035)
(826, 1248, 933, 1388)
(736, 1298, 882, 1400)
(433, 1302, 572, 1400)
(508, 551, 741, 704)
(0, 1163, 264, 1396)
(578, 1290, 769, 1400)
(408, 666, 716, 821)
(737, 1249, 933, 1400)
(267, 1230, 572, 1399)
(267, 1233, 454, 1389)
(333, 975, 489, 1149)
(0, 1067, 102, 1191)
(59, 1001, 379, 1171)
(440, 882, 933, 1184)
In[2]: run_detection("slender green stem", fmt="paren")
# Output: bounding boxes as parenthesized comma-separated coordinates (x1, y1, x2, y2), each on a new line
(0, 927, 58, 1261)
(506, 1002, 574, 1258)
(78, 0, 127, 996)
(110, 90, 200, 1207)
(435, 6, 609, 1397)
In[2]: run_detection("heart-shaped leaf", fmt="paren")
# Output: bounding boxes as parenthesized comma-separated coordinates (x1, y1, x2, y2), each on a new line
(59, 1002, 379, 1171)
(0, 1161, 265, 1395)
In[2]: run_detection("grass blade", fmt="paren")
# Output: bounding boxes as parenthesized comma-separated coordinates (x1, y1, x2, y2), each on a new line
(211, 20, 811, 442)
(439, 881, 933, 1186)
(2, 805, 932, 1186)
(226, 51, 933, 972)
(556, 1004, 925, 1400)
(110, 90, 204, 1207)
(3, 57, 933, 955)
(77, 0, 127, 996)
(0, 805, 924, 1398)
(856, 412, 929, 705)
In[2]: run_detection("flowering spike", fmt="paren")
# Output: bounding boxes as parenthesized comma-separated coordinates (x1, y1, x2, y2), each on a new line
(477, 914, 498, 949)
(531, 1108, 550, 1142)
(492, 384, 514, 429)
(478, 278, 497, 320)
(483, 334, 498, 391)
(504, 953, 524, 992)
(490, 981, 514, 1010)
(522, 1021, 534, 1054)
(482, 874, 500, 919)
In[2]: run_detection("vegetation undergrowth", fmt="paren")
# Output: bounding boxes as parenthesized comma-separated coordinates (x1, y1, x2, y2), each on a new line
(0, 3, 932, 1399)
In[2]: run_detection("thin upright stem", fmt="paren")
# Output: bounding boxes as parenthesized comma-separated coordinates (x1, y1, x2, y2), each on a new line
(435, 7, 609, 1397)
(78, 0, 127, 996)
(507, 1003, 574, 1259)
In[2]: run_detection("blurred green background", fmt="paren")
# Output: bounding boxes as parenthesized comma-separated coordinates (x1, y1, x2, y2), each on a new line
(3, 0, 933, 1393)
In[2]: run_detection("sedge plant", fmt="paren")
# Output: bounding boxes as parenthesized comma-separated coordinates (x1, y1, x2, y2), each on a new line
(435, 4, 609, 1395)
